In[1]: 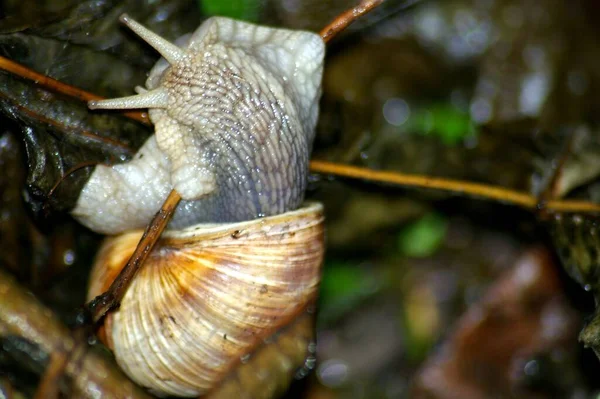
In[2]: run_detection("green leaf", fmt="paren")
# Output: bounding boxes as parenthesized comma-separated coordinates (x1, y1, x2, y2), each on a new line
(408, 104, 475, 145)
(200, 0, 262, 21)
(318, 261, 382, 323)
(397, 213, 448, 257)
(320, 262, 365, 302)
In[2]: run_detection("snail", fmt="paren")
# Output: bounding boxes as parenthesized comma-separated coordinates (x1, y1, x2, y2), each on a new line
(73, 14, 325, 235)
(72, 14, 326, 398)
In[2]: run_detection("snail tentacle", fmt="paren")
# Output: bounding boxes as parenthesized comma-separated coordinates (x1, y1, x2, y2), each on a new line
(119, 13, 186, 64)
(87, 87, 168, 110)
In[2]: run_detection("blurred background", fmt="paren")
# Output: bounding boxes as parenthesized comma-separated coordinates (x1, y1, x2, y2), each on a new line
(2, 0, 600, 398)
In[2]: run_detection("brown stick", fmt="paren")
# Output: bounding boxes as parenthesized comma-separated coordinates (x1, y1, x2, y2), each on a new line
(0, 378, 15, 399)
(309, 160, 600, 213)
(0, 269, 152, 398)
(85, 189, 182, 324)
(320, 0, 385, 42)
(0, 56, 150, 125)
(34, 350, 68, 399)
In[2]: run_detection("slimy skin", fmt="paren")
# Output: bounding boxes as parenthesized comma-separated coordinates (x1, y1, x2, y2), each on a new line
(73, 16, 324, 234)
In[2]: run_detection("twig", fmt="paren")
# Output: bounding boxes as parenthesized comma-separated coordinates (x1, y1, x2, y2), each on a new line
(0, 269, 152, 398)
(309, 160, 600, 213)
(34, 350, 68, 399)
(320, 0, 385, 42)
(0, 56, 149, 125)
(83, 189, 181, 324)
(45, 161, 103, 201)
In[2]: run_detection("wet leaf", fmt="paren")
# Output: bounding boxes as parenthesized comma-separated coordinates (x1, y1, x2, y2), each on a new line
(1, 0, 600, 396)
(0, 71, 151, 223)
(0, 0, 203, 225)
(412, 248, 583, 399)
(551, 126, 600, 198)
(548, 213, 600, 292)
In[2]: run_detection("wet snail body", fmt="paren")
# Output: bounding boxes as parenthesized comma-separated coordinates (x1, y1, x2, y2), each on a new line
(74, 15, 326, 398)
(73, 14, 325, 235)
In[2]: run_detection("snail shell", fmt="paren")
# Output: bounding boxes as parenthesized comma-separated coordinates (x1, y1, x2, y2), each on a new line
(87, 202, 325, 397)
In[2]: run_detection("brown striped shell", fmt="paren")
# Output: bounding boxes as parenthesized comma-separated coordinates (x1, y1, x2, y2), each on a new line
(87, 202, 325, 397)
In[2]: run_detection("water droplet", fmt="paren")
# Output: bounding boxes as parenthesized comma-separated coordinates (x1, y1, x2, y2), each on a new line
(63, 250, 76, 266)
(317, 359, 349, 387)
(382, 98, 410, 126)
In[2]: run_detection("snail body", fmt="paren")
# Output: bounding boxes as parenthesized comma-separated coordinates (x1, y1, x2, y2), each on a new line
(73, 15, 325, 234)
(74, 15, 326, 398)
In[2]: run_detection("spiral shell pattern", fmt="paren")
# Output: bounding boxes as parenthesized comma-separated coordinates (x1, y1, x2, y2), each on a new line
(88, 202, 324, 397)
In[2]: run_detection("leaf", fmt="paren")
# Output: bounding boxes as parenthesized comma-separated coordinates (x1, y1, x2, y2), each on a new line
(548, 213, 600, 292)
(406, 104, 475, 145)
(0, 71, 151, 222)
(0, 0, 204, 226)
(398, 212, 448, 258)
(200, 0, 263, 21)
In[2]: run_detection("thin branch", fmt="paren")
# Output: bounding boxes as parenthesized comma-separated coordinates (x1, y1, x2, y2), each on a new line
(0, 269, 153, 399)
(320, 0, 385, 42)
(0, 56, 149, 125)
(0, 90, 139, 153)
(34, 350, 68, 399)
(83, 189, 181, 324)
(309, 160, 600, 213)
